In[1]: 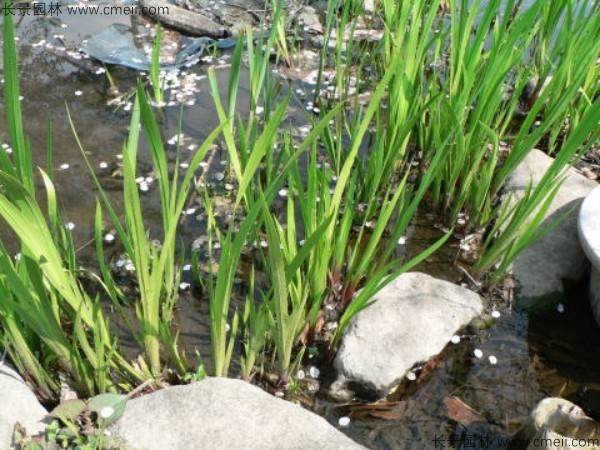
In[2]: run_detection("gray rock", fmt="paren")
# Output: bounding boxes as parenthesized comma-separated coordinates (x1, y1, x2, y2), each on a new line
(504, 150, 597, 306)
(111, 377, 364, 450)
(579, 185, 600, 325)
(515, 398, 600, 449)
(0, 364, 49, 449)
(334, 272, 483, 398)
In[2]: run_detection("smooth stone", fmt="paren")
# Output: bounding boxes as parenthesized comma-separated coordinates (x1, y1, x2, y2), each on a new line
(514, 398, 600, 449)
(579, 185, 600, 325)
(334, 272, 483, 398)
(111, 377, 365, 450)
(0, 364, 50, 449)
(504, 150, 597, 306)
(579, 185, 600, 269)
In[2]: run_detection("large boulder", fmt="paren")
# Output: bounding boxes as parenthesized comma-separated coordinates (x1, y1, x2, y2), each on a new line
(579, 185, 600, 326)
(334, 272, 483, 398)
(111, 377, 364, 450)
(504, 150, 597, 306)
(0, 364, 49, 449)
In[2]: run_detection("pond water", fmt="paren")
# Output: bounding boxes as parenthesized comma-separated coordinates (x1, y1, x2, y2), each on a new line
(1, 5, 599, 450)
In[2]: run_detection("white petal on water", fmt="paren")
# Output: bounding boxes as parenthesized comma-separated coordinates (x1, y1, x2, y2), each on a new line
(179, 282, 191, 291)
(450, 335, 461, 344)
(491, 310, 501, 319)
(99, 162, 108, 169)
(104, 233, 115, 243)
(406, 371, 417, 381)
(473, 348, 483, 359)
(397, 236, 407, 245)
(60, 163, 70, 170)
(183, 264, 192, 271)
(74, 90, 83, 96)
(488, 355, 498, 365)
(65, 222, 75, 231)
(556, 303, 565, 313)
(338, 416, 351, 427)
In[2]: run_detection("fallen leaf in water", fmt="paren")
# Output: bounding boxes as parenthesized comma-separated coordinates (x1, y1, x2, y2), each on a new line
(417, 357, 439, 381)
(345, 400, 415, 421)
(444, 396, 484, 426)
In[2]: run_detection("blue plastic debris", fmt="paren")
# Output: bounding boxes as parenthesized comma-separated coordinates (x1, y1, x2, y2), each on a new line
(82, 23, 228, 70)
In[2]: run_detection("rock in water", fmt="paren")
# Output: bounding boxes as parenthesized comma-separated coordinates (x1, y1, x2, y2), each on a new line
(111, 377, 365, 450)
(503, 150, 598, 307)
(0, 364, 50, 449)
(334, 272, 483, 398)
(514, 398, 600, 449)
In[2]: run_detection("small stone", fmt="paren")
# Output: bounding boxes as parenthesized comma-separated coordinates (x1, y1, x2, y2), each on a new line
(296, 370, 305, 380)
(179, 282, 191, 291)
(397, 236, 407, 245)
(278, 189, 288, 197)
(491, 310, 501, 319)
(104, 233, 115, 243)
(99, 162, 108, 169)
(182, 264, 192, 271)
(60, 163, 70, 170)
(309, 366, 320, 379)
(74, 90, 83, 96)
(557, 303, 565, 313)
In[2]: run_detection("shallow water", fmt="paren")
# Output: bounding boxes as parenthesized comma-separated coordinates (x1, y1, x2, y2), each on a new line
(1, 6, 600, 450)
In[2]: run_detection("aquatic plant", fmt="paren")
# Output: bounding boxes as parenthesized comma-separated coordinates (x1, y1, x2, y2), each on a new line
(0, 14, 139, 400)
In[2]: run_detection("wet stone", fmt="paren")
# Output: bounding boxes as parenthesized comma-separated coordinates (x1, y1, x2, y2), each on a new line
(503, 150, 598, 308)
(334, 272, 483, 398)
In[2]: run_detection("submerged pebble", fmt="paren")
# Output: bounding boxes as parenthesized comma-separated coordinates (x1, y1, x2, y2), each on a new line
(309, 366, 320, 379)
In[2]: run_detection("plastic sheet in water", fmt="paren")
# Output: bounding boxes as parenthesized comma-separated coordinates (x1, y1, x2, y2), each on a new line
(82, 23, 225, 70)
